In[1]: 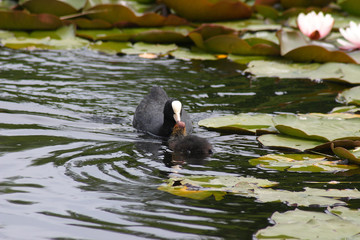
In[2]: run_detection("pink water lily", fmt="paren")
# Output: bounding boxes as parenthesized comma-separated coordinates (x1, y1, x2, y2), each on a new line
(337, 21, 360, 50)
(297, 11, 334, 40)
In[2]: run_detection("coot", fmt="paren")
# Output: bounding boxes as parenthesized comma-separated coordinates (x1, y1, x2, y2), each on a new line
(168, 121, 212, 158)
(133, 86, 192, 137)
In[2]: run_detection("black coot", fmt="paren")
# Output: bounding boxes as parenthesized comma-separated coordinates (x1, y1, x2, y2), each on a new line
(168, 121, 212, 158)
(133, 86, 193, 137)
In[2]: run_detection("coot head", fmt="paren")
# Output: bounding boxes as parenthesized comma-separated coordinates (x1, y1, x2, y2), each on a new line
(168, 121, 213, 158)
(133, 86, 193, 137)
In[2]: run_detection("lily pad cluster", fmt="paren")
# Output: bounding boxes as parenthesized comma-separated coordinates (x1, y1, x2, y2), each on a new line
(199, 112, 360, 170)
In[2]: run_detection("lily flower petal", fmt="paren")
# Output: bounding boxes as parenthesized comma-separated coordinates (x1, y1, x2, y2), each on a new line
(338, 21, 360, 50)
(297, 11, 334, 40)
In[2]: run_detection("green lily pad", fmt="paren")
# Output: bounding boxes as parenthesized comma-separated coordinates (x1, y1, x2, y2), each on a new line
(257, 134, 325, 152)
(337, 86, 360, 106)
(254, 4, 280, 20)
(256, 207, 360, 239)
(89, 41, 131, 54)
(21, 0, 86, 16)
(339, 0, 360, 17)
(280, 0, 334, 8)
(2, 25, 89, 50)
(332, 144, 360, 165)
(331, 105, 360, 114)
(162, 0, 252, 22)
(249, 153, 358, 172)
(273, 114, 360, 142)
(169, 47, 218, 60)
(198, 113, 277, 135)
(246, 60, 360, 84)
(0, 10, 62, 30)
(277, 30, 357, 63)
(121, 42, 178, 55)
(77, 27, 192, 43)
(71, 18, 112, 29)
(158, 175, 278, 201)
(86, 4, 188, 27)
(160, 175, 360, 206)
(217, 19, 281, 32)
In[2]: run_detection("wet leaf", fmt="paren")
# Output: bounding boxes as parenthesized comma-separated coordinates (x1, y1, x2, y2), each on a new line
(337, 86, 360, 106)
(246, 60, 360, 84)
(339, 0, 360, 17)
(273, 114, 360, 142)
(277, 30, 357, 63)
(158, 175, 278, 200)
(89, 41, 131, 54)
(249, 153, 358, 172)
(198, 113, 277, 134)
(121, 42, 178, 55)
(2, 25, 89, 50)
(256, 207, 360, 239)
(257, 134, 325, 152)
(0, 10, 62, 30)
(161, 0, 252, 22)
(21, 0, 86, 16)
(331, 144, 360, 165)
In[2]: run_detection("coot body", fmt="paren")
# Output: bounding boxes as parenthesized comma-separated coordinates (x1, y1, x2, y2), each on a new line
(168, 121, 212, 158)
(133, 86, 192, 137)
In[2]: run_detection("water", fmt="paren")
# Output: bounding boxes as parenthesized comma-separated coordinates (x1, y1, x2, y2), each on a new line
(0, 48, 356, 239)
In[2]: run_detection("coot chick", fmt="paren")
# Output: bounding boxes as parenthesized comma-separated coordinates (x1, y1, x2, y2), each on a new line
(168, 121, 212, 158)
(133, 86, 192, 137)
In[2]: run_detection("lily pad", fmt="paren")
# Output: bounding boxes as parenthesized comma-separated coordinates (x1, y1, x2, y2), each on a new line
(89, 41, 131, 54)
(216, 19, 281, 32)
(337, 86, 360, 106)
(256, 207, 360, 239)
(169, 47, 218, 60)
(71, 18, 112, 29)
(0, 10, 62, 30)
(277, 30, 357, 63)
(161, 0, 252, 22)
(158, 175, 278, 201)
(249, 153, 358, 172)
(198, 113, 277, 135)
(21, 0, 86, 16)
(121, 42, 178, 55)
(280, 0, 334, 8)
(2, 25, 89, 50)
(273, 113, 360, 142)
(331, 144, 360, 165)
(86, 4, 188, 27)
(159, 175, 360, 206)
(246, 60, 360, 84)
(339, 0, 360, 17)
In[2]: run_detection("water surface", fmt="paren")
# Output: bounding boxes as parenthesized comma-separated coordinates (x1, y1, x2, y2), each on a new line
(0, 48, 356, 239)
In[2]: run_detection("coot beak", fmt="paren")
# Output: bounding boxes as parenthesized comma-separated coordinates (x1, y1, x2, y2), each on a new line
(172, 100, 182, 122)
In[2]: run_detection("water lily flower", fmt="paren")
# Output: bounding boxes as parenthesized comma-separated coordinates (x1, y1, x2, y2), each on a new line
(297, 11, 334, 40)
(337, 21, 360, 50)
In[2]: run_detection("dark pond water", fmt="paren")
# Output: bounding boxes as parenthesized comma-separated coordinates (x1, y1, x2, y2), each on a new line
(0, 48, 358, 240)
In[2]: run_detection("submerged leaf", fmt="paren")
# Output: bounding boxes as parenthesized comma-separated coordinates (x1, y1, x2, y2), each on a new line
(198, 113, 276, 134)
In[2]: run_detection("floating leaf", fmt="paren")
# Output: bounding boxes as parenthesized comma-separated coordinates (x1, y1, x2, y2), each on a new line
(158, 175, 278, 200)
(257, 134, 325, 152)
(246, 60, 360, 84)
(198, 113, 277, 135)
(280, 0, 334, 8)
(21, 0, 86, 16)
(169, 47, 218, 60)
(217, 19, 281, 32)
(277, 30, 357, 63)
(273, 114, 360, 142)
(256, 207, 360, 239)
(332, 144, 360, 165)
(161, 0, 252, 22)
(337, 86, 360, 106)
(339, 0, 360, 17)
(331, 105, 360, 114)
(121, 42, 178, 55)
(71, 18, 112, 29)
(160, 175, 360, 206)
(89, 41, 131, 54)
(86, 4, 188, 27)
(0, 10, 62, 30)
(249, 153, 358, 172)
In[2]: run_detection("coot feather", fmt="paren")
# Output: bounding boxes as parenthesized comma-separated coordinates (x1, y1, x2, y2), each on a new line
(133, 86, 192, 137)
